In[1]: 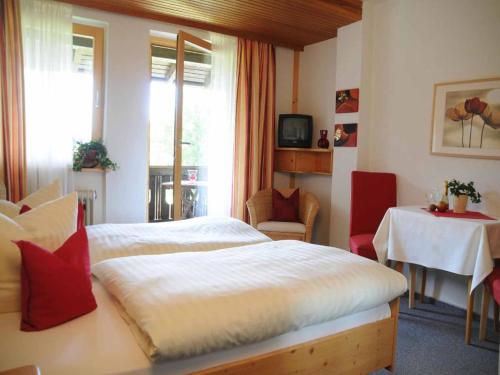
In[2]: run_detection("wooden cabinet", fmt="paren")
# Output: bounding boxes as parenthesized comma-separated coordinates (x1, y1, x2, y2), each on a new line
(274, 147, 332, 175)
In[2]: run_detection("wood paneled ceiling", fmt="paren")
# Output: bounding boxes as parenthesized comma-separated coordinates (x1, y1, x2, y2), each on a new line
(61, 0, 362, 50)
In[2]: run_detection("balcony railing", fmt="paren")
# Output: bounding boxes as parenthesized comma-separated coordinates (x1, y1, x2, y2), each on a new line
(148, 166, 208, 222)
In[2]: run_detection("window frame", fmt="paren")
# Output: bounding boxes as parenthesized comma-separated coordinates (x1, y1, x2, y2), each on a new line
(72, 23, 105, 141)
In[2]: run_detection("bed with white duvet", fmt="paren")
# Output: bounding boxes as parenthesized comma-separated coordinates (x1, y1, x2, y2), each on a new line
(0, 240, 406, 374)
(93, 240, 407, 362)
(87, 216, 271, 265)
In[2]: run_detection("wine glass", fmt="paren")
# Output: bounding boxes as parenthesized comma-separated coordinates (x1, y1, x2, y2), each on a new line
(425, 189, 439, 205)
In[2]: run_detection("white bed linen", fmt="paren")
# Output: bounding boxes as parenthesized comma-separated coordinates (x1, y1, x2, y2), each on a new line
(87, 216, 270, 266)
(93, 240, 407, 361)
(0, 280, 392, 375)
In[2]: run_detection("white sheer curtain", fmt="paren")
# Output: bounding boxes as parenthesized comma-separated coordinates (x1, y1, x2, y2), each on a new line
(207, 33, 237, 217)
(21, 0, 74, 194)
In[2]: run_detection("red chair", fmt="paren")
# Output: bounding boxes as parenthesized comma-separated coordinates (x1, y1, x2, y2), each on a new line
(479, 266, 500, 341)
(349, 171, 397, 261)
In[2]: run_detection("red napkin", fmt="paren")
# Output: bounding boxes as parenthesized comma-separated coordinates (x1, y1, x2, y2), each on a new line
(422, 208, 496, 220)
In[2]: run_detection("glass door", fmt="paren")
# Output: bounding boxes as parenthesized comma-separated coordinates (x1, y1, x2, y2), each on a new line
(173, 32, 212, 220)
(149, 37, 177, 222)
(148, 32, 212, 222)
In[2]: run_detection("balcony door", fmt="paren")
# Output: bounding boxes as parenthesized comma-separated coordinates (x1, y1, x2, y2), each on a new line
(173, 32, 212, 220)
(148, 32, 212, 222)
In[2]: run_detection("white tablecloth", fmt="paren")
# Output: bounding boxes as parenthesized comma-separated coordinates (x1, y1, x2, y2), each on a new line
(373, 206, 500, 291)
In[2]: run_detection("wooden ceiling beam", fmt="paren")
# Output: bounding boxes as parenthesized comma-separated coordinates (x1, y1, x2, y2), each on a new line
(60, 0, 362, 50)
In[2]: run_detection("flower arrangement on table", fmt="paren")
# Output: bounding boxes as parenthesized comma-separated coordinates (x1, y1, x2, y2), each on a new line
(447, 179, 481, 213)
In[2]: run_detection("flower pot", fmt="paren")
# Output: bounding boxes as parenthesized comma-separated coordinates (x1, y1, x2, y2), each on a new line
(453, 195, 468, 214)
(82, 149, 99, 168)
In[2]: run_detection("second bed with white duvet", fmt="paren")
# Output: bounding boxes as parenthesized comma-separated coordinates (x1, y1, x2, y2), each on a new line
(87, 216, 271, 265)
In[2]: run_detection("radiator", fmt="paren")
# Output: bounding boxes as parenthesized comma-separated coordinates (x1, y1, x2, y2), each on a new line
(76, 189, 97, 225)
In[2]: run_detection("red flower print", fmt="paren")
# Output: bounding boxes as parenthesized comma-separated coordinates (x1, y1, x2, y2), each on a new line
(464, 97, 488, 115)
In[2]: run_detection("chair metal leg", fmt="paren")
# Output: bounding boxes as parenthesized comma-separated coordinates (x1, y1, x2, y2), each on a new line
(479, 284, 490, 341)
(420, 267, 427, 303)
(409, 264, 417, 309)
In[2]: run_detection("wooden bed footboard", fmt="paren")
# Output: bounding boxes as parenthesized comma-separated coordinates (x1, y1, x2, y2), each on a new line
(194, 298, 400, 375)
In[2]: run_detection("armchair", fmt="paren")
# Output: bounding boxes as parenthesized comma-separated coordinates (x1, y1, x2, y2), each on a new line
(246, 188, 319, 243)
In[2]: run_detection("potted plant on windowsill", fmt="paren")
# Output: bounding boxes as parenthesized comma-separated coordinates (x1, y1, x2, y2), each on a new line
(73, 140, 118, 172)
(448, 179, 481, 213)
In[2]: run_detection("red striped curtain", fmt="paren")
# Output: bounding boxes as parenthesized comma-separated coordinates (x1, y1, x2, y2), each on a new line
(1, 0, 26, 202)
(232, 38, 276, 222)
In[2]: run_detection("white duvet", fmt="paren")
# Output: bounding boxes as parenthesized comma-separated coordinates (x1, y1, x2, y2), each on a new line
(93, 240, 407, 361)
(87, 216, 270, 265)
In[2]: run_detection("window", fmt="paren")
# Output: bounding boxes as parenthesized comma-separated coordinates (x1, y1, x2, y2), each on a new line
(71, 23, 104, 142)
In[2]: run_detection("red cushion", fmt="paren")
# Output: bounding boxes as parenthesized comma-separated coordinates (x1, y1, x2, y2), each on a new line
(349, 233, 378, 261)
(77, 202, 85, 229)
(19, 204, 31, 214)
(271, 189, 300, 222)
(15, 227, 96, 331)
(19, 202, 85, 229)
(486, 267, 500, 305)
(350, 171, 397, 237)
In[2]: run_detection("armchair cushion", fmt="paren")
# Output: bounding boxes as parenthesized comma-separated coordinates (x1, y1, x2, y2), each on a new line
(271, 188, 299, 222)
(349, 233, 378, 261)
(257, 221, 306, 234)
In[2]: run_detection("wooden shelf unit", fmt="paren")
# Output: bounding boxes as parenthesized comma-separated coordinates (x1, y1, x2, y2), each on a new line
(274, 147, 333, 175)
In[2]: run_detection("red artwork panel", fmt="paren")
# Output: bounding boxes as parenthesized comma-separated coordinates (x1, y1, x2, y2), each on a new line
(336, 88, 359, 113)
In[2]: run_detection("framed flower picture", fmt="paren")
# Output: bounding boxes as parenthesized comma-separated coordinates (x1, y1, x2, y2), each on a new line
(431, 77, 500, 159)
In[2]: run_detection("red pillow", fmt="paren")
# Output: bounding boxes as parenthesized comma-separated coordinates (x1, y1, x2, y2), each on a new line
(77, 202, 85, 229)
(19, 202, 85, 229)
(271, 189, 300, 222)
(19, 204, 32, 214)
(15, 227, 96, 331)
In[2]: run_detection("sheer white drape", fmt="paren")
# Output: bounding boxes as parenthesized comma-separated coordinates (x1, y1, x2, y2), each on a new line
(21, 0, 74, 194)
(207, 33, 237, 217)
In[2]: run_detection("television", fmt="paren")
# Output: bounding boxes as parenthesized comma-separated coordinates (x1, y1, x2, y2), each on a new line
(278, 114, 313, 148)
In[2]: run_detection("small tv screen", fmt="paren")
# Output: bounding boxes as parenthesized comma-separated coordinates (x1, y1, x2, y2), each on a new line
(278, 114, 313, 148)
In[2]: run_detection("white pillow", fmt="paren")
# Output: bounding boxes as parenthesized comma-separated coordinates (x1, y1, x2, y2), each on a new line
(0, 180, 61, 218)
(0, 192, 78, 313)
(0, 200, 20, 218)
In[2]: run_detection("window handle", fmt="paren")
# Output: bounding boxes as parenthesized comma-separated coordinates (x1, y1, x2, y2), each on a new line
(181, 141, 191, 145)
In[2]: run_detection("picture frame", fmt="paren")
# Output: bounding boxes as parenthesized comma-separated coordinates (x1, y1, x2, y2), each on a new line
(335, 88, 359, 113)
(334, 123, 358, 147)
(431, 77, 500, 159)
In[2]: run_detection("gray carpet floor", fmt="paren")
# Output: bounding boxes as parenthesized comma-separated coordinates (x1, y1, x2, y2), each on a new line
(374, 295, 499, 375)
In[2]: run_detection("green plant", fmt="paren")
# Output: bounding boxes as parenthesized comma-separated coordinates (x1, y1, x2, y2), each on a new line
(73, 140, 118, 172)
(448, 179, 481, 203)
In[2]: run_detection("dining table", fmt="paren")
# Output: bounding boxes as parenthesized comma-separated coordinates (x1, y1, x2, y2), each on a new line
(373, 205, 500, 344)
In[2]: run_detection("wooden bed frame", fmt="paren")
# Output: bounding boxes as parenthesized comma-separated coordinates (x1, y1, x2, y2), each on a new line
(194, 298, 400, 375)
(4, 299, 399, 375)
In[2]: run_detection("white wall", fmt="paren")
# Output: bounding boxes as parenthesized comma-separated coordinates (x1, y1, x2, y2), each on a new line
(73, 6, 209, 223)
(296, 39, 337, 245)
(274, 40, 337, 245)
(274, 47, 294, 190)
(361, 0, 500, 311)
(329, 21, 362, 250)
